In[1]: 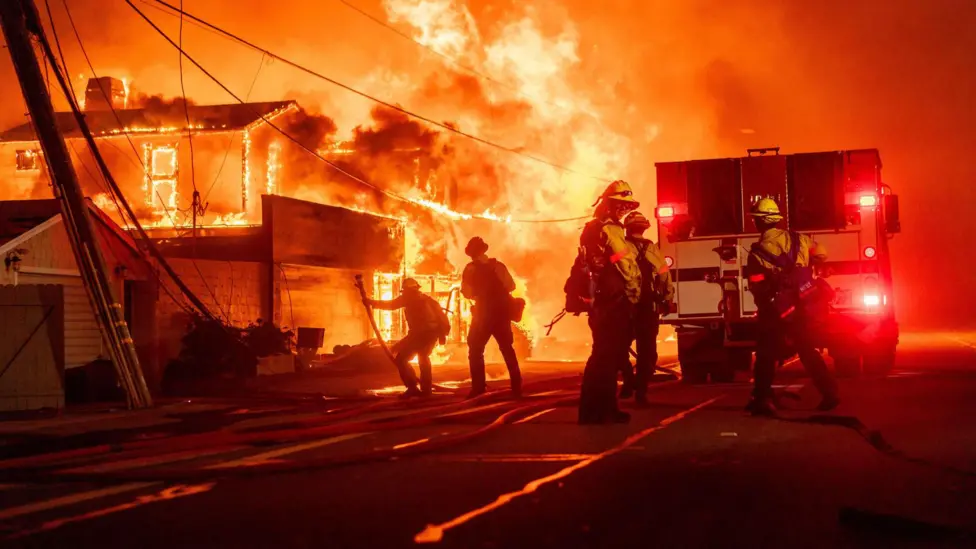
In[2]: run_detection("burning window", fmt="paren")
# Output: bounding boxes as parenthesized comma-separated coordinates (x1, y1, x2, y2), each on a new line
(15, 149, 41, 171)
(151, 146, 178, 178)
(143, 144, 179, 211)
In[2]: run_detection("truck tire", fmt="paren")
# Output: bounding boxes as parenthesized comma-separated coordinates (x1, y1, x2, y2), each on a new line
(863, 344, 896, 375)
(833, 355, 861, 378)
(677, 328, 723, 384)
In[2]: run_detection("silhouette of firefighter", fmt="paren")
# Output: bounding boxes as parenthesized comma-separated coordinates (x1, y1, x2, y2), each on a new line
(369, 277, 451, 398)
(461, 236, 523, 399)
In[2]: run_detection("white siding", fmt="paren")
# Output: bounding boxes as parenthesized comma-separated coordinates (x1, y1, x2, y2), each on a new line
(19, 274, 103, 368)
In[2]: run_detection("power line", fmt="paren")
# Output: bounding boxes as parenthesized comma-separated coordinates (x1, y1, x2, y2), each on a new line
(52, 0, 220, 322)
(177, 0, 202, 223)
(128, 1, 596, 225)
(202, 52, 265, 204)
(152, 0, 610, 183)
(60, 0, 228, 321)
(60, 0, 181, 228)
(336, 0, 576, 117)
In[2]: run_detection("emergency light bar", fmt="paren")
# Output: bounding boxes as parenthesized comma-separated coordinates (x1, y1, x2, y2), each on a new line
(656, 205, 675, 220)
(863, 294, 881, 307)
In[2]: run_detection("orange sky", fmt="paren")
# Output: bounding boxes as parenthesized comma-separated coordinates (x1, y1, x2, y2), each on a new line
(2, 0, 974, 329)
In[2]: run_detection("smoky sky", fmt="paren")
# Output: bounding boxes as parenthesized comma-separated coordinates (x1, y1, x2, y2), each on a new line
(1, 0, 974, 328)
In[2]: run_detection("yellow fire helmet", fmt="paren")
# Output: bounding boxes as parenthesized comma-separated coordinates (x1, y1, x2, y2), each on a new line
(593, 180, 640, 207)
(750, 197, 784, 223)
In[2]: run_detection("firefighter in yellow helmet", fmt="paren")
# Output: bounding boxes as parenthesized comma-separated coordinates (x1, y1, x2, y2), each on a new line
(578, 180, 642, 424)
(745, 197, 839, 416)
(621, 210, 674, 406)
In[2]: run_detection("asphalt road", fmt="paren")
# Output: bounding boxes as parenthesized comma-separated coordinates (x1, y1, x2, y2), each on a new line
(2, 332, 976, 548)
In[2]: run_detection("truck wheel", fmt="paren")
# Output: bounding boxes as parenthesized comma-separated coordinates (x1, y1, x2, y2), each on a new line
(833, 355, 861, 378)
(863, 344, 896, 375)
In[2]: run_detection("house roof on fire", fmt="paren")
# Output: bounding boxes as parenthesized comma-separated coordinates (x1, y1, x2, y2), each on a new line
(0, 101, 297, 143)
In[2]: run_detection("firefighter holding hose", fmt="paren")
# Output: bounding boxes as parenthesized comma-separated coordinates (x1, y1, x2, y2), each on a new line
(622, 210, 674, 406)
(578, 180, 642, 424)
(745, 198, 839, 416)
(368, 278, 451, 398)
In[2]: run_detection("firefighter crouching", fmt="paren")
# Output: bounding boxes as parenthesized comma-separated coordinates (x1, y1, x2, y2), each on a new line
(368, 278, 451, 398)
(461, 236, 523, 399)
(745, 198, 839, 416)
(623, 210, 674, 406)
(578, 180, 642, 424)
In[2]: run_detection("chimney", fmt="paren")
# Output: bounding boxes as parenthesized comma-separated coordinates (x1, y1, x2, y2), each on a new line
(84, 77, 127, 111)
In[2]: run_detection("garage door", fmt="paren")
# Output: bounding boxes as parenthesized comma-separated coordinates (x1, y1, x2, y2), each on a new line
(20, 275, 103, 369)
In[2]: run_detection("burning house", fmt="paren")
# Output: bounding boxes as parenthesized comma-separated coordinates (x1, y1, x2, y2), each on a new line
(0, 76, 540, 393)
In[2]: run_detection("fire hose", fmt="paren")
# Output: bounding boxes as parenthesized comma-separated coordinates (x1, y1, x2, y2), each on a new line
(0, 376, 574, 474)
(0, 392, 582, 484)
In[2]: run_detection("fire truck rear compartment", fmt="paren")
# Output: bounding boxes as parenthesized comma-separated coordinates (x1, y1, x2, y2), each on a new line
(656, 149, 900, 383)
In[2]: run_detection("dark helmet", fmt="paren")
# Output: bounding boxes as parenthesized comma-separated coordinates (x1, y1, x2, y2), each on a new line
(624, 211, 651, 233)
(464, 236, 489, 258)
(402, 278, 421, 291)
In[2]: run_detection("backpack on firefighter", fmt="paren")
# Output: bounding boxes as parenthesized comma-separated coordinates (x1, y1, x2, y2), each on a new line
(749, 231, 818, 318)
(563, 247, 595, 315)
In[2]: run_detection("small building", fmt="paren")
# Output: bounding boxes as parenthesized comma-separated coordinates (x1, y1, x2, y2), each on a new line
(150, 194, 405, 363)
(0, 199, 157, 411)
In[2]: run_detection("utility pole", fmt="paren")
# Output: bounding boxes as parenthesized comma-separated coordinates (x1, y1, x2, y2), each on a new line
(0, 0, 153, 408)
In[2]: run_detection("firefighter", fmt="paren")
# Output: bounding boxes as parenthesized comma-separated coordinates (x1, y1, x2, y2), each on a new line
(368, 278, 451, 398)
(745, 198, 839, 416)
(623, 210, 674, 406)
(578, 180, 642, 424)
(461, 236, 522, 399)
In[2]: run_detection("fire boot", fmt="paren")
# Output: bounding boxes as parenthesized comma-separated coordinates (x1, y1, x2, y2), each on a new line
(745, 397, 777, 417)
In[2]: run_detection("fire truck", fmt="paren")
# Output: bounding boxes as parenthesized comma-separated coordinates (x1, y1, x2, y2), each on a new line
(654, 148, 901, 382)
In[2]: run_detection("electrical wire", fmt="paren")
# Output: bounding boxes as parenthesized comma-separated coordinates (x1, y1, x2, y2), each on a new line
(335, 0, 577, 117)
(152, 0, 610, 184)
(129, 1, 596, 225)
(177, 0, 199, 216)
(42, 8, 218, 323)
(60, 0, 181, 229)
(60, 0, 231, 321)
(202, 52, 265, 204)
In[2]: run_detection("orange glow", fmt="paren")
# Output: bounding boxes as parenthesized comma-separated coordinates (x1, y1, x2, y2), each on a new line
(266, 141, 281, 195)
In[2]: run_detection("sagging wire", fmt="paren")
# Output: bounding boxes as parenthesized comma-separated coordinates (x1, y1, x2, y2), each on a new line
(127, 0, 597, 225)
(152, 0, 611, 184)
(39, 8, 219, 322)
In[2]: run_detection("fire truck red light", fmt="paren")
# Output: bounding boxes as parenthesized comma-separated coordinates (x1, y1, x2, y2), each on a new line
(859, 194, 878, 208)
(863, 294, 881, 307)
(656, 206, 675, 219)
(864, 246, 877, 258)
(664, 256, 674, 267)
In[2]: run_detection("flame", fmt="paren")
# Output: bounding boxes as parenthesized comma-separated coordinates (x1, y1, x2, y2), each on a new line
(266, 141, 281, 195)
(242, 128, 251, 211)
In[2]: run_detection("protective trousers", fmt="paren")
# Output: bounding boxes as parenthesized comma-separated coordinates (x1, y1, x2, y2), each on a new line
(753, 307, 837, 401)
(467, 313, 521, 393)
(394, 331, 439, 393)
(633, 307, 661, 401)
(579, 298, 632, 423)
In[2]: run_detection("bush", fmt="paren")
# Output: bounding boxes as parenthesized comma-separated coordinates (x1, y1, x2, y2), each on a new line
(162, 315, 293, 395)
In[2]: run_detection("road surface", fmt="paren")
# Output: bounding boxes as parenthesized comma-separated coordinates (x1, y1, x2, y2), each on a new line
(1, 332, 975, 548)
